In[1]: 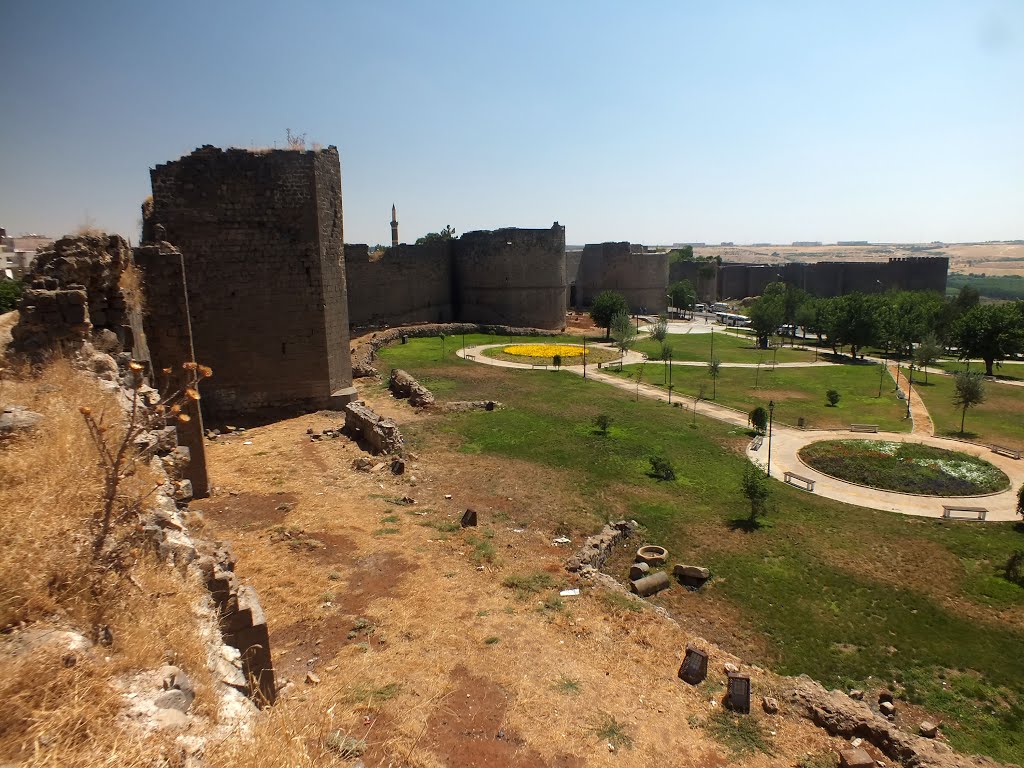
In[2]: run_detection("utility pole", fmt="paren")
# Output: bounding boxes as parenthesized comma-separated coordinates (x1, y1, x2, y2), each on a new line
(767, 400, 775, 477)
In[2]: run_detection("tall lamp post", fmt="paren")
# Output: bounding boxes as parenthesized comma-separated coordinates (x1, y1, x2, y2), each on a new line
(667, 349, 674, 405)
(906, 363, 914, 419)
(766, 400, 775, 477)
(878, 346, 887, 397)
(582, 335, 587, 380)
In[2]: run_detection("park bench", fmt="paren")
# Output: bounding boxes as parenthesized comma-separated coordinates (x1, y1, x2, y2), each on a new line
(850, 424, 879, 433)
(942, 505, 988, 521)
(991, 444, 1021, 460)
(783, 471, 815, 492)
(750, 435, 763, 451)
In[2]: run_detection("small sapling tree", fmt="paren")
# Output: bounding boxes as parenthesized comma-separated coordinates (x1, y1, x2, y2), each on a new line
(750, 406, 768, 435)
(593, 414, 612, 435)
(708, 357, 721, 400)
(553, 354, 562, 370)
(740, 461, 771, 527)
(825, 389, 840, 407)
(952, 371, 986, 435)
(610, 310, 637, 369)
(650, 315, 669, 342)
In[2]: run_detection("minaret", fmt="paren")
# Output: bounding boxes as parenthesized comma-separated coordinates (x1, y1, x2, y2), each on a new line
(390, 204, 399, 247)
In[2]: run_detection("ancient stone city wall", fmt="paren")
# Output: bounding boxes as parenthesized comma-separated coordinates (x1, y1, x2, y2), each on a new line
(674, 257, 948, 302)
(453, 224, 567, 329)
(147, 146, 355, 418)
(345, 223, 567, 331)
(577, 242, 669, 313)
(344, 243, 454, 327)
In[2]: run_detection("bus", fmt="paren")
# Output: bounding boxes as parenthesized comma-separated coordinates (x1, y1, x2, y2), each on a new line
(716, 312, 751, 328)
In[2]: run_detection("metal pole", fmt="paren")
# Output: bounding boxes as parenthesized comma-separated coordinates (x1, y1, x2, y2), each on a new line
(710, 327, 714, 363)
(582, 335, 587, 379)
(668, 351, 673, 405)
(767, 400, 775, 477)
(906, 364, 914, 419)
(878, 348, 887, 397)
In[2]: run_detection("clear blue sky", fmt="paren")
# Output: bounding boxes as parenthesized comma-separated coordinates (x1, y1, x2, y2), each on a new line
(1, 1, 1022, 246)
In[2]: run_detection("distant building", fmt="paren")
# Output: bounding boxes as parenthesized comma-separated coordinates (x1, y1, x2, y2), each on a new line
(837, 241, 870, 246)
(792, 241, 823, 247)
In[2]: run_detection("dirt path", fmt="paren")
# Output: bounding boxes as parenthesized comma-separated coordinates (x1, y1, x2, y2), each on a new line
(886, 362, 934, 436)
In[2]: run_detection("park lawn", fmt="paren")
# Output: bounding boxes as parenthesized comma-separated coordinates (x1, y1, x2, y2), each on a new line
(613, 361, 911, 432)
(931, 360, 1024, 382)
(379, 337, 1024, 762)
(634, 331, 817, 364)
(900, 366, 1024, 451)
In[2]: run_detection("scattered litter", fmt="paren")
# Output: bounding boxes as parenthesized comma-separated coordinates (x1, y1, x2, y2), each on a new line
(444, 494, 453, 500)
(851, 738, 862, 747)
(242, 440, 253, 445)
(559, 588, 580, 597)
(512, 528, 525, 534)
(553, 536, 571, 545)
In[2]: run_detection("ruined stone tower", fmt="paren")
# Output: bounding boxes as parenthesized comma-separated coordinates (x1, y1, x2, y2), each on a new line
(391, 204, 399, 247)
(146, 145, 356, 418)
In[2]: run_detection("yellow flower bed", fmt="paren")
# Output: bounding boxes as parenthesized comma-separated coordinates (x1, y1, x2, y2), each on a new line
(502, 344, 586, 359)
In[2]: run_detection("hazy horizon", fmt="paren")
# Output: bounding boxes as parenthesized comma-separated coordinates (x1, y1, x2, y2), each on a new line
(2, 1, 1022, 247)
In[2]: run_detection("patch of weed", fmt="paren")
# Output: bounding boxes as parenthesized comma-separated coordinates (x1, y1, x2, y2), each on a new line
(502, 571, 555, 598)
(707, 710, 775, 756)
(592, 714, 633, 750)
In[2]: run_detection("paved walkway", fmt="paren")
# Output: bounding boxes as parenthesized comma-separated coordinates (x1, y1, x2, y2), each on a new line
(457, 343, 1023, 522)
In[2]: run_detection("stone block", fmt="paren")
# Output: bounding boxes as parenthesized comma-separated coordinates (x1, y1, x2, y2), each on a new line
(839, 748, 874, 768)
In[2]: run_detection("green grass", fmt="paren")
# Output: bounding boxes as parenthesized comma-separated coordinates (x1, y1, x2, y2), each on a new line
(799, 440, 1010, 495)
(380, 336, 1024, 762)
(901, 366, 1024, 451)
(931, 360, 1024, 382)
(635, 330, 817, 364)
(614, 361, 911, 432)
(707, 710, 775, 756)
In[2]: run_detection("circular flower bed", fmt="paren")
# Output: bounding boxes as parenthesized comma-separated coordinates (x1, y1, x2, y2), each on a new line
(798, 440, 1010, 496)
(482, 343, 619, 366)
(502, 344, 589, 359)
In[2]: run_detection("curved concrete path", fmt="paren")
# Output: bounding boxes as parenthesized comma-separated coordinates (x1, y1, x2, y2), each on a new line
(457, 343, 1023, 522)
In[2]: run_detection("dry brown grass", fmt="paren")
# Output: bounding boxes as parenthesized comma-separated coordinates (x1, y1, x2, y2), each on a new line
(0, 356, 218, 763)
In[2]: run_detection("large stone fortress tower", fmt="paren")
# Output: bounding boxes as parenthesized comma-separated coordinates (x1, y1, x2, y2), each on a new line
(146, 145, 356, 417)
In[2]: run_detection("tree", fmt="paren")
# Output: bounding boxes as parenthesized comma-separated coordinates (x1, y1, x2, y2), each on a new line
(0, 279, 23, 313)
(913, 333, 942, 383)
(668, 280, 696, 314)
(650, 314, 669, 342)
(552, 354, 562, 370)
(667, 245, 694, 263)
(659, 340, 673, 361)
(825, 389, 840, 407)
(740, 462, 771, 526)
(610, 310, 637, 368)
(749, 406, 768, 435)
(795, 297, 824, 344)
(953, 303, 1024, 376)
(954, 284, 980, 313)
(1018, 483, 1024, 520)
(749, 283, 786, 349)
(415, 225, 456, 245)
(590, 291, 629, 340)
(952, 371, 986, 435)
(707, 357, 721, 399)
(828, 293, 879, 359)
(649, 455, 676, 481)
(592, 414, 612, 435)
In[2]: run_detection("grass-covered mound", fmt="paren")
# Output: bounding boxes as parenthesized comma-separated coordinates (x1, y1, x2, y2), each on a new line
(799, 440, 1010, 496)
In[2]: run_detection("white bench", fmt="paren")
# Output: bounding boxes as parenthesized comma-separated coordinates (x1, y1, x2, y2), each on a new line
(991, 444, 1021, 460)
(750, 435, 763, 451)
(784, 471, 815, 492)
(942, 505, 988, 521)
(850, 424, 879, 433)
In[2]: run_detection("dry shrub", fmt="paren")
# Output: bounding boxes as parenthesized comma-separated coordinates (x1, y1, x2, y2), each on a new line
(119, 260, 146, 314)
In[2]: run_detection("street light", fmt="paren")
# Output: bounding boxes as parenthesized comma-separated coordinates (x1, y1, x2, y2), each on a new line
(583, 335, 587, 380)
(766, 400, 775, 477)
(906, 363, 914, 419)
(668, 349, 674, 405)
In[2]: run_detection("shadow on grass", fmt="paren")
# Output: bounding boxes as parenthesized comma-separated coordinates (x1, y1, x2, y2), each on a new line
(727, 516, 763, 532)
(940, 429, 981, 440)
